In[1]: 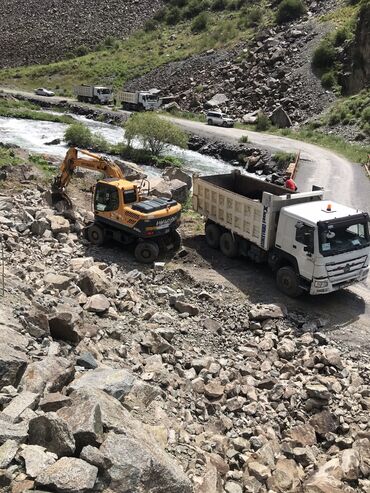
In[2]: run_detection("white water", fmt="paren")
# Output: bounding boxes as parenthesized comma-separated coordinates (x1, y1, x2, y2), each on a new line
(0, 114, 237, 177)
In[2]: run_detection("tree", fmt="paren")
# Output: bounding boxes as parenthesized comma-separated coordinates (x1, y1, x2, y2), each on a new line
(124, 113, 188, 156)
(64, 123, 93, 147)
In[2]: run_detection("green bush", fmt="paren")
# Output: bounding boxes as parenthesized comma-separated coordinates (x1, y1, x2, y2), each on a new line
(362, 106, 370, 124)
(312, 39, 336, 71)
(272, 151, 296, 169)
(124, 113, 188, 156)
(333, 26, 350, 46)
(191, 12, 209, 32)
(144, 19, 159, 31)
(212, 0, 228, 10)
(184, 0, 209, 19)
(166, 6, 182, 25)
(240, 6, 263, 27)
(64, 123, 93, 147)
(276, 0, 305, 24)
(256, 111, 270, 131)
(321, 71, 336, 89)
(239, 135, 249, 143)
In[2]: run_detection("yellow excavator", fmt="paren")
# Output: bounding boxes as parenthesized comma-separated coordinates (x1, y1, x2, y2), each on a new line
(52, 147, 182, 263)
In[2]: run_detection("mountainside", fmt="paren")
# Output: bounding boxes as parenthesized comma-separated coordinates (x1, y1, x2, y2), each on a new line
(0, 0, 163, 68)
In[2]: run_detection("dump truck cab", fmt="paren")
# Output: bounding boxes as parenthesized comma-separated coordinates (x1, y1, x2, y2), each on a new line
(276, 201, 370, 294)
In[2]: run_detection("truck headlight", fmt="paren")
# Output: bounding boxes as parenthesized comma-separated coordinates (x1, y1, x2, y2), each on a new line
(314, 280, 329, 288)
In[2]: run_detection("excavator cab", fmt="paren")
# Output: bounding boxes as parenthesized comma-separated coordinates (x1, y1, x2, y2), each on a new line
(52, 148, 182, 263)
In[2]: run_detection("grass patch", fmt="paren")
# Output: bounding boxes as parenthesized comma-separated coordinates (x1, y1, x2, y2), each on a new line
(272, 151, 296, 169)
(0, 146, 21, 167)
(0, 97, 75, 124)
(159, 108, 206, 123)
(29, 154, 56, 178)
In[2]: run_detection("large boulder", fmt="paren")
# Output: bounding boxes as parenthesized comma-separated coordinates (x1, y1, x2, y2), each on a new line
(100, 432, 192, 493)
(0, 344, 28, 390)
(0, 417, 28, 445)
(77, 266, 113, 297)
(150, 177, 189, 204)
(20, 356, 75, 395)
(270, 106, 292, 128)
(2, 391, 38, 423)
(28, 413, 76, 457)
(0, 440, 18, 468)
(162, 167, 192, 189)
(47, 214, 70, 234)
(67, 368, 136, 400)
(49, 305, 82, 343)
(19, 445, 58, 478)
(36, 457, 98, 493)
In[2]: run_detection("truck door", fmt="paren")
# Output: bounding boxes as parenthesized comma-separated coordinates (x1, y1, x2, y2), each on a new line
(294, 222, 315, 281)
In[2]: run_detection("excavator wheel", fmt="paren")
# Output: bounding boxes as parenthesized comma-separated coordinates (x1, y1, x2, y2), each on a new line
(86, 224, 105, 246)
(134, 241, 160, 264)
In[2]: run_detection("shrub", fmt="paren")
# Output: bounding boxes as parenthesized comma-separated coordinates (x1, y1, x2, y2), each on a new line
(212, 0, 228, 10)
(191, 12, 209, 32)
(239, 135, 249, 143)
(75, 45, 89, 57)
(240, 6, 263, 28)
(272, 151, 296, 169)
(276, 0, 305, 24)
(312, 39, 336, 71)
(256, 111, 270, 131)
(333, 26, 350, 46)
(166, 6, 181, 25)
(184, 0, 209, 19)
(321, 71, 336, 89)
(144, 19, 159, 31)
(124, 113, 188, 156)
(64, 123, 93, 148)
(361, 106, 370, 125)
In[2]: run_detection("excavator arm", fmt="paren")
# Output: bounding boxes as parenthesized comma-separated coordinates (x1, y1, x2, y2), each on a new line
(52, 147, 124, 192)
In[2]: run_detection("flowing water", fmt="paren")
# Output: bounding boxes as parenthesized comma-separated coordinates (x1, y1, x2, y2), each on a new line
(0, 114, 237, 177)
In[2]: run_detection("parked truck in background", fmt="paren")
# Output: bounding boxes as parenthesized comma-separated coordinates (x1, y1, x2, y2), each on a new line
(74, 85, 113, 104)
(117, 91, 162, 111)
(193, 171, 370, 297)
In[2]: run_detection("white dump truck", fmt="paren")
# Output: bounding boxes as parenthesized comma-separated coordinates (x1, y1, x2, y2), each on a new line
(74, 85, 113, 104)
(193, 171, 370, 297)
(117, 91, 162, 111)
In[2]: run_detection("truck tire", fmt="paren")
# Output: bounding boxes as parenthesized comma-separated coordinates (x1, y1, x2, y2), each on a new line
(220, 232, 238, 258)
(276, 266, 303, 298)
(135, 241, 160, 264)
(87, 224, 105, 246)
(205, 223, 221, 248)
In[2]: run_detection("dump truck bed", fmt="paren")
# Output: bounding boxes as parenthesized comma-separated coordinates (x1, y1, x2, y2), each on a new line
(116, 91, 138, 104)
(193, 172, 324, 250)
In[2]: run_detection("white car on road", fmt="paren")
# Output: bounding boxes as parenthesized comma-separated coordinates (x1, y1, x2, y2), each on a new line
(34, 88, 55, 97)
(207, 111, 234, 127)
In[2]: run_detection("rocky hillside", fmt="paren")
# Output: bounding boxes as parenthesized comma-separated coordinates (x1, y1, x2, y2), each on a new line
(0, 154, 370, 492)
(0, 0, 163, 68)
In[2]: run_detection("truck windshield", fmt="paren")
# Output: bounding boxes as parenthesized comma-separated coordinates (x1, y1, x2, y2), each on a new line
(147, 95, 158, 102)
(318, 215, 370, 257)
(98, 89, 111, 95)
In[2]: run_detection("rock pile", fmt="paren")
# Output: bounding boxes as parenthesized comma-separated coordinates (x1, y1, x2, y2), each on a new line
(127, 1, 338, 123)
(0, 178, 370, 493)
(0, 0, 163, 68)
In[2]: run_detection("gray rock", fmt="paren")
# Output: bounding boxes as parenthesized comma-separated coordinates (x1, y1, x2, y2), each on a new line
(174, 300, 199, 316)
(100, 432, 192, 493)
(162, 167, 192, 189)
(47, 215, 70, 234)
(0, 343, 28, 389)
(19, 445, 58, 478)
(22, 310, 50, 338)
(44, 272, 72, 291)
(249, 304, 286, 321)
(20, 356, 75, 395)
(39, 393, 72, 413)
(76, 352, 98, 369)
(0, 417, 28, 444)
(77, 266, 112, 297)
(270, 106, 292, 128)
(28, 413, 76, 457)
(84, 294, 110, 313)
(36, 457, 98, 493)
(80, 445, 112, 470)
(2, 391, 38, 422)
(49, 308, 82, 343)
(0, 440, 18, 468)
(68, 368, 136, 400)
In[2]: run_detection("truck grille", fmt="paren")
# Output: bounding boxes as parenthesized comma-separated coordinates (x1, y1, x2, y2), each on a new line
(325, 255, 368, 285)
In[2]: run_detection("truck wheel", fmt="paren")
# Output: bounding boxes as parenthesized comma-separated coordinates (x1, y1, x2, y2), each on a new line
(135, 241, 159, 264)
(205, 223, 221, 248)
(220, 232, 238, 258)
(87, 224, 105, 246)
(276, 266, 303, 298)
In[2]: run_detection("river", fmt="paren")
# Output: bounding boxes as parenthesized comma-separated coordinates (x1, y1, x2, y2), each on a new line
(0, 114, 236, 177)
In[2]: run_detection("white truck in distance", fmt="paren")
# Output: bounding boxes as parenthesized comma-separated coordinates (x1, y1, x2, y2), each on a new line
(74, 85, 113, 104)
(117, 91, 162, 111)
(193, 171, 370, 297)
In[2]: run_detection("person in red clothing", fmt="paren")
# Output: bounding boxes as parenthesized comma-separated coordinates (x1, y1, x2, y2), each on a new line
(285, 177, 298, 191)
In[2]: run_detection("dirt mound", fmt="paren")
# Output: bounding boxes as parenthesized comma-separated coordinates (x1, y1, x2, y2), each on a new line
(0, 0, 163, 68)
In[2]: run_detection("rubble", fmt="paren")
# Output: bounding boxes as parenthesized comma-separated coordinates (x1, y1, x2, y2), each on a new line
(0, 182, 369, 493)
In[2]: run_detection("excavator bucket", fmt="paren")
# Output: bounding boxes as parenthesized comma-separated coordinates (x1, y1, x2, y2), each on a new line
(51, 177, 73, 210)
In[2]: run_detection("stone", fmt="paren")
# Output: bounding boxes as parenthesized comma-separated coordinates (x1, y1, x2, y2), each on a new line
(99, 432, 192, 493)
(203, 318, 222, 334)
(57, 391, 103, 451)
(0, 440, 18, 468)
(39, 393, 72, 412)
(19, 445, 57, 478)
(20, 356, 75, 395)
(204, 381, 225, 399)
(22, 311, 50, 338)
(277, 339, 295, 360)
(248, 461, 270, 482)
(76, 352, 98, 369)
(49, 308, 82, 343)
(28, 413, 76, 457)
(68, 368, 136, 400)
(162, 167, 192, 189)
(0, 469, 11, 489)
(11, 479, 35, 493)
(47, 215, 70, 234)
(341, 448, 360, 480)
(174, 300, 199, 316)
(77, 266, 112, 297)
(270, 106, 292, 128)
(306, 384, 331, 401)
(267, 458, 304, 492)
(84, 294, 110, 313)
(0, 417, 28, 444)
(309, 411, 338, 435)
(224, 481, 243, 493)
(0, 344, 28, 389)
(285, 423, 317, 446)
(36, 457, 98, 493)
(321, 347, 344, 370)
(303, 474, 344, 493)
(141, 331, 173, 354)
(249, 304, 286, 321)
(44, 273, 72, 291)
(80, 445, 112, 470)
(2, 391, 38, 422)
(70, 257, 94, 272)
